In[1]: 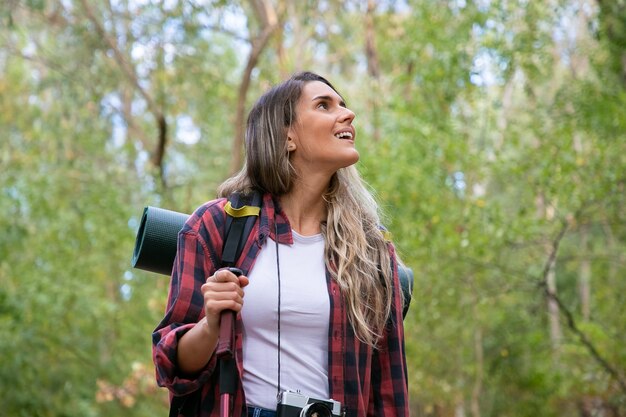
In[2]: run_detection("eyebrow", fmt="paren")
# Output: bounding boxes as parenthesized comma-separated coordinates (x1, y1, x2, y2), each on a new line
(312, 95, 346, 107)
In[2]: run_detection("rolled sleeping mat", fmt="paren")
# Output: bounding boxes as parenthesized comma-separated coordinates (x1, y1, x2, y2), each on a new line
(131, 206, 414, 317)
(131, 206, 190, 276)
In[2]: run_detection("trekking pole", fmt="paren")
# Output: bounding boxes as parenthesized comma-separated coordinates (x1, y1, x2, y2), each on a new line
(216, 268, 242, 417)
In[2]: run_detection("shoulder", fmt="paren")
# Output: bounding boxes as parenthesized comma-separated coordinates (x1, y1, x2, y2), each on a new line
(180, 197, 229, 236)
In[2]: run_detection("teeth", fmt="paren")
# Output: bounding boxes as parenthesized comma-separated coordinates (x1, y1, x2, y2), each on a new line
(335, 132, 353, 139)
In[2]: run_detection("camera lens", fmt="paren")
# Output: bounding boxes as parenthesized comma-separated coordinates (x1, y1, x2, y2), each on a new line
(300, 402, 332, 417)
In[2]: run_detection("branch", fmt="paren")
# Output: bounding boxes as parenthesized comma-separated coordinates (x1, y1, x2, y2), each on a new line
(538, 218, 626, 395)
(77, 0, 168, 183)
(78, 0, 159, 118)
(5, 46, 71, 78)
(184, 0, 252, 43)
(230, 0, 279, 173)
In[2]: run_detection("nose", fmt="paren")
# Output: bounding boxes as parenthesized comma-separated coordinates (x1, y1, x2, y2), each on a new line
(338, 106, 356, 124)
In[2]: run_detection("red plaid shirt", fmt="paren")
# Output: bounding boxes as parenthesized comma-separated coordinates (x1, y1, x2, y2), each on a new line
(152, 193, 409, 417)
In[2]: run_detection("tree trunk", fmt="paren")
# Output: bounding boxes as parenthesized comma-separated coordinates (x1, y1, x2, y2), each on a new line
(536, 193, 562, 357)
(570, 0, 592, 322)
(455, 395, 466, 417)
(578, 224, 591, 321)
(364, 0, 381, 142)
(230, 0, 279, 174)
(470, 287, 483, 417)
(546, 250, 561, 356)
(364, 0, 380, 79)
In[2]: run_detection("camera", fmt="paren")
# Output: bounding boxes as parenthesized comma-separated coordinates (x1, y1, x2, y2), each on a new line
(276, 391, 342, 417)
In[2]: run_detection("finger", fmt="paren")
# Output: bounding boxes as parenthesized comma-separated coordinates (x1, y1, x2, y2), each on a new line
(202, 284, 244, 300)
(238, 275, 250, 288)
(201, 281, 245, 299)
(208, 268, 240, 284)
(204, 298, 245, 316)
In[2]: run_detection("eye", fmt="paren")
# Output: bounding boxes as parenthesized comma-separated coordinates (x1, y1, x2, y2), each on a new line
(316, 102, 329, 110)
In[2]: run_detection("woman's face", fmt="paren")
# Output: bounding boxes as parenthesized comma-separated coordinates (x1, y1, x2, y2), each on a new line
(287, 80, 359, 178)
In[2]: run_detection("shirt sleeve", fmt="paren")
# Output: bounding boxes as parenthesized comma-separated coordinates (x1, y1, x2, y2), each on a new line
(152, 212, 221, 396)
(368, 243, 410, 417)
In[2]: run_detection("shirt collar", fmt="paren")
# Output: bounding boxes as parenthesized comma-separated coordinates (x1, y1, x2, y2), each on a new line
(258, 193, 293, 246)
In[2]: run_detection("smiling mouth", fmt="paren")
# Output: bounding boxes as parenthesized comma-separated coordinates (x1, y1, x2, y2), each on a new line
(334, 131, 353, 140)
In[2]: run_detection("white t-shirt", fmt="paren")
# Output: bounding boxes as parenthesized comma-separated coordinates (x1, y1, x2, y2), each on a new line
(241, 230, 330, 410)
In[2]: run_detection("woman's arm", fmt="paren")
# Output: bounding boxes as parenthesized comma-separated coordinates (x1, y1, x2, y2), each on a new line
(152, 198, 251, 394)
(152, 230, 217, 395)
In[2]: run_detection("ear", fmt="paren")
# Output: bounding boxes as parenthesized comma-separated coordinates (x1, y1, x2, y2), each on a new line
(286, 130, 297, 152)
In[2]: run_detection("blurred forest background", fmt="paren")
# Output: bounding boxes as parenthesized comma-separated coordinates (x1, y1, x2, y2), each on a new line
(1, 0, 625, 416)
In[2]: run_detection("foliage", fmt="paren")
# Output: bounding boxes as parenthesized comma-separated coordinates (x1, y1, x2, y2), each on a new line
(1, 0, 625, 416)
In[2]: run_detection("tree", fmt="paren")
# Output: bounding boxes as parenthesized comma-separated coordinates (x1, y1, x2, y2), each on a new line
(1, 0, 625, 415)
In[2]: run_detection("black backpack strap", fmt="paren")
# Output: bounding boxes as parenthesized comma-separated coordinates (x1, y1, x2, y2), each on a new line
(222, 191, 262, 267)
(217, 191, 261, 416)
(381, 228, 413, 319)
(398, 265, 414, 318)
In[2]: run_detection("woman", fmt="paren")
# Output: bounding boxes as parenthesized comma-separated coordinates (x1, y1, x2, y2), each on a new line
(153, 72, 409, 417)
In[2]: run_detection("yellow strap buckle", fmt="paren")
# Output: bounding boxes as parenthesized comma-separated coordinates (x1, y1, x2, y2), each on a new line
(224, 201, 261, 218)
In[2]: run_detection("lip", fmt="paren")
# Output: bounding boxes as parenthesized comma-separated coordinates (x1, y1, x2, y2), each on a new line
(333, 126, 356, 140)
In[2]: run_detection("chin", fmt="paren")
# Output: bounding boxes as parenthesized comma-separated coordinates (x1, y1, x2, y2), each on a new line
(341, 151, 360, 168)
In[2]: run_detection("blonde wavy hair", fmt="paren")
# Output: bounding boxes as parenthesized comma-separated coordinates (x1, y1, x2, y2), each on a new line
(219, 72, 394, 347)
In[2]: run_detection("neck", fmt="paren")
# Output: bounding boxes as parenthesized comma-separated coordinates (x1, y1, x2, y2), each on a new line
(280, 180, 328, 236)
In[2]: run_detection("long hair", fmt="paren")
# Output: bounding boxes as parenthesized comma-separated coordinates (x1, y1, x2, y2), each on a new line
(219, 72, 394, 347)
